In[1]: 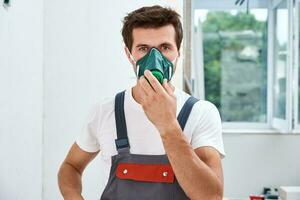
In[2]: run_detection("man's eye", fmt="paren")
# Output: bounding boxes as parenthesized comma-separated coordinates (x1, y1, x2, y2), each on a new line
(161, 45, 170, 51)
(138, 47, 148, 52)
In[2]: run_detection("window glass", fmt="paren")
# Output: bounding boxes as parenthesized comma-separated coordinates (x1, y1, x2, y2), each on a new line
(195, 9, 268, 122)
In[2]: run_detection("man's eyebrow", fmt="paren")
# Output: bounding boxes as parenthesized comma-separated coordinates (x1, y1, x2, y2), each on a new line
(159, 42, 173, 47)
(135, 44, 150, 48)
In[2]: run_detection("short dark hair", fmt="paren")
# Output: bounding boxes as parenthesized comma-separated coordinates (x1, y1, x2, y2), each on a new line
(121, 5, 183, 52)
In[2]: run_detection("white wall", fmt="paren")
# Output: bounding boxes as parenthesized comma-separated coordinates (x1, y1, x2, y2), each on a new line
(0, 0, 44, 199)
(222, 133, 300, 198)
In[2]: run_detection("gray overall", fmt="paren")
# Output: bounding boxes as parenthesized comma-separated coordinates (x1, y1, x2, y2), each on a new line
(100, 90, 199, 200)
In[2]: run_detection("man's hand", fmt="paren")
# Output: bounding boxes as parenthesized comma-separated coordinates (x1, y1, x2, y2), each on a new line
(138, 69, 178, 137)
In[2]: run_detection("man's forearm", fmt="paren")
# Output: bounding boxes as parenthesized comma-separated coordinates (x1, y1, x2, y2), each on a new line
(160, 121, 223, 200)
(58, 162, 84, 200)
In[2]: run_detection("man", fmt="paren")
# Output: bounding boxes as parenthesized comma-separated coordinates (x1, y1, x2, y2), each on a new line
(58, 5, 225, 200)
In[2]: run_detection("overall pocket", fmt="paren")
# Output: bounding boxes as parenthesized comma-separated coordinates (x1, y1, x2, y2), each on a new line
(116, 162, 174, 200)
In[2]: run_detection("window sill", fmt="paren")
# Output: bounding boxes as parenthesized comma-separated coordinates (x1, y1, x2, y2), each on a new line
(222, 128, 300, 135)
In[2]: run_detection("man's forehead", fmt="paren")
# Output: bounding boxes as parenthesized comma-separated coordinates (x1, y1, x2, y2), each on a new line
(132, 25, 176, 47)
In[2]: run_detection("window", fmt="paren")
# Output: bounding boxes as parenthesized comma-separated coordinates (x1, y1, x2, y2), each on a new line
(185, 0, 299, 132)
(296, 0, 300, 126)
(298, 0, 300, 123)
(270, 0, 293, 132)
(195, 9, 268, 123)
(273, 1, 288, 120)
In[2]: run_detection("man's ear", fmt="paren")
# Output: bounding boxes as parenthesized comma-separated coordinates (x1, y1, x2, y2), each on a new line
(177, 48, 181, 58)
(124, 46, 135, 66)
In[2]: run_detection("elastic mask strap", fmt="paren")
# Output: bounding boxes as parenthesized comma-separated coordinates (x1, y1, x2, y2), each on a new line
(129, 52, 137, 64)
(169, 66, 172, 80)
(168, 56, 177, 81)
(128, 50, 140, 77)
(171, 56, 177, 64)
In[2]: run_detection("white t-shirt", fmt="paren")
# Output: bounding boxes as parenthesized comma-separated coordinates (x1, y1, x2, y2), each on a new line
(76, 86, 225, 187)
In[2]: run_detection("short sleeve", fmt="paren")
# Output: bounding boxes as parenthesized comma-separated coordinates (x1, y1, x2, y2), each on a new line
(75, 103, 101, 153)
(190, 100, 226, 159)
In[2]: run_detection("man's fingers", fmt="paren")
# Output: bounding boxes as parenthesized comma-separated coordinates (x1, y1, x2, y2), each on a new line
(139, 76, 154, 96)
(144, 70, 167, 95)
(162, 79, 173, 95)
(169, 82, 175, 91)
(137, 77, 148, 103)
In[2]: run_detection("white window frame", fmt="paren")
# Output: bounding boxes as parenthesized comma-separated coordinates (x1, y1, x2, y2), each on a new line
(293, 0, 300, 131)
(269, 0, 294, 133)
(188, 0, 299, 133)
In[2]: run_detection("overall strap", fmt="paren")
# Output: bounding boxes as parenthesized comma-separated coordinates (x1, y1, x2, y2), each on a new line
(177, 96, 199, 131)
(114, 90, 130, 154)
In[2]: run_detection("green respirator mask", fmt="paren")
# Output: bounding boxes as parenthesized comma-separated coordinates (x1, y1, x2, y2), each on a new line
(130, 48, 175, 84)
